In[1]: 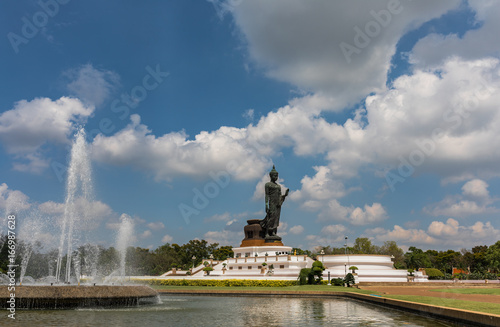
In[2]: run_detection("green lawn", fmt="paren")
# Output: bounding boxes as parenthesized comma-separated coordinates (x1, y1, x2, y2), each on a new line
(381, 294, 500, 315)
(430, 288, 500, 295)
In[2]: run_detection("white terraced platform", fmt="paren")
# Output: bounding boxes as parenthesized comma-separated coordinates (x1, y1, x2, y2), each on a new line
(321, 254, 427, 282)
(159, 248, 428, 282)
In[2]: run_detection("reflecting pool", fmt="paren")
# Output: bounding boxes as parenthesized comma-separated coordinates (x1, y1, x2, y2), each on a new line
(3, 295, 461, 327)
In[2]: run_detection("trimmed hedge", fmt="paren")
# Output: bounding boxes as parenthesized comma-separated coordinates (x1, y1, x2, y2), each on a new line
(143, 279, 299, 287)
(424, 268, 444, 280)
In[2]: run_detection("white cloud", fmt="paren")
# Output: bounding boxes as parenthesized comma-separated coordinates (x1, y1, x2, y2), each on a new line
(428, 218, 459, 237)
(290, 166, 347, 201)
(305, 224, 347, 250)
(229, 0, 460, 110)
(368, 218, 500, 249)
(203, 230, 241, 246)
(91, 55, 500, 193)
(92, 114, 271, 181)
(0, 97, 94, 172)
(38, 201, 64, 214)
(289, 225, 304, 235)
(64, 64, 120, 107)
(140, 230, 152, 238)
(243, 108, 254, 121)
(204, 212, 232, 223)
(367, 225, 437, 245)
(424, 179, 498, 217)
(410, 1, 500, 69)
(317, 199, 388, 226)
(0, 183, 31, 213)
(147, 221, 165, 230)
(462, 179, 489, 199)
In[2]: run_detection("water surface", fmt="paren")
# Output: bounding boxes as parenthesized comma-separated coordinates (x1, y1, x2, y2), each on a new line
(3, 295, 461, 326)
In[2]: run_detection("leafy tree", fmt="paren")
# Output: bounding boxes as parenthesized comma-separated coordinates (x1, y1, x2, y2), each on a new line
(291, 247, 313, 257)
(485, 241, 500, 272)
(314, 245, 345, 255)
(404, 246, 431, 269)
(98, 246, 120, 276)
(0, 234, 9, 273)
(379, 241, 405, 268)
(471, 245, 488, 272)
(352, 237, 378, 254)
(434, 250, 462, 274)
(212, 246, 233, 260)
(311, 260, 325, 284)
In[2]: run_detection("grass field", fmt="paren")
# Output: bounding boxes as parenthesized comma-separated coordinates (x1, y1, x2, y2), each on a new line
(431, 288, 500, 295)
(381, 294, 500, 315)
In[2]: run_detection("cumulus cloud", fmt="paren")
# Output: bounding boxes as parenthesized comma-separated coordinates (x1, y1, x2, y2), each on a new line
(410, 1, 500, 69)
(462, 179, 490, 199)
(290, 166, 347, 202)
(147, 221, 165, 230)
(161, 234, 173, 243)
(305, 224, 346, 249)
(0, 183, 31, 213)
(368, 218, 500, 248)
(92, 114, 271, 181)
(140, 230, 152, 238)
(229, 0, 460, 110)
(203, 230, 241, 246)
(367, 225, 437, 245)
(0, 97, 94, 172)
(424, 179, 498, 217)
(64, 64, 120, 107)
(317, 200, 388, 226)
(289, 225, 304, 235)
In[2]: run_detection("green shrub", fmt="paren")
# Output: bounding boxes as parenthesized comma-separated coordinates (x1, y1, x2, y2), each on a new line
(424, 268, 444, 280)
(298, 268, 311, 285)
(144, 279, 298, 287)
(344, 273, 355, 287)
(331, 278, 344, 286)
(311, 260, 325, 284)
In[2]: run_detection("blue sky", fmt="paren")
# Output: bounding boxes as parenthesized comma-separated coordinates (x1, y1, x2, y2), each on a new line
(1, 0, 500, 252)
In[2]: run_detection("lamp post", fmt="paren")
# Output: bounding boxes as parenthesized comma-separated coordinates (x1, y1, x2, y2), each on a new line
(344, 236, 350, 272)
(320, 250, 325, 262)
(192, 256, 196, 269)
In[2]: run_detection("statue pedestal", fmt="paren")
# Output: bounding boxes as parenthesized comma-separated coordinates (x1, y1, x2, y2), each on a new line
(240, 219, 284, 247)
(232, 245, 292, 258)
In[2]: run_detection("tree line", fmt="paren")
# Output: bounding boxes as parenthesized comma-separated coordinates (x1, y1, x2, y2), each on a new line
(0, 234, 499, 279)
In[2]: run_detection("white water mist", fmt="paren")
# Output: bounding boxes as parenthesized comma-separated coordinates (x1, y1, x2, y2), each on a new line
(56, 128, 93, 283)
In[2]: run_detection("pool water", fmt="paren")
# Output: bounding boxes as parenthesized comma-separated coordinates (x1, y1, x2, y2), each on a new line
(3, 295, 461, 327)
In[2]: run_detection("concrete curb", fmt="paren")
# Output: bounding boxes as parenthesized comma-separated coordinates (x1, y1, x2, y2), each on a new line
(159, 289, 500, 327)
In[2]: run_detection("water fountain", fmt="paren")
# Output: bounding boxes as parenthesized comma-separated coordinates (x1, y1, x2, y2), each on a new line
(56, 127, 93, 284)
(117, 214, 134, 278)
(0, 127, 158, 309)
